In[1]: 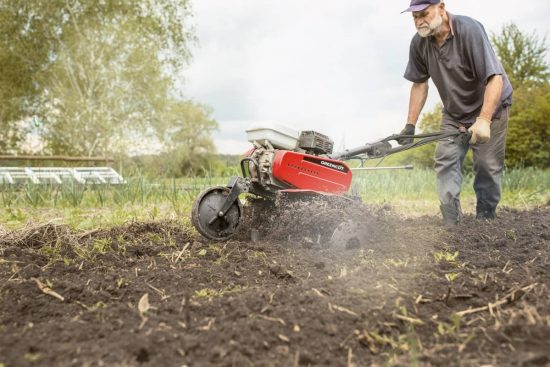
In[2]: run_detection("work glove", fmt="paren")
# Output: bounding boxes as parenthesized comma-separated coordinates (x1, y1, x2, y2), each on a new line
(468, 117, 491, 144)
(397, 123, 415, 145)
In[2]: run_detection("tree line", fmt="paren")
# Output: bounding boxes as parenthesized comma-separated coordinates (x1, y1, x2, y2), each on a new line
(1, 3, 548, 175)
(0, 0, 218, 176)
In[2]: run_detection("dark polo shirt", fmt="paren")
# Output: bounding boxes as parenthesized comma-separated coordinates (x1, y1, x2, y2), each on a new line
(404, 13, 513, 124)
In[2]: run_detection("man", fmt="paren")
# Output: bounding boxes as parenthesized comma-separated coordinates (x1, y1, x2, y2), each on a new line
(398, 0, 513, 224)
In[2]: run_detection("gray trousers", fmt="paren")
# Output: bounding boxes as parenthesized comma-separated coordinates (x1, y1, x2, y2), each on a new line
(434, 107, 509, 217)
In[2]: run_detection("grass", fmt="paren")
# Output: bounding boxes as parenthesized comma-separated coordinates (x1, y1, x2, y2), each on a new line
(0, 168, 548, 230)
(0, 177, 215, 230)
(353, 167, 549, 215)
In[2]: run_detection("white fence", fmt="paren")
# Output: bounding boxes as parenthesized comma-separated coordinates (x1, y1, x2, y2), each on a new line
(0, 167, 125, 185)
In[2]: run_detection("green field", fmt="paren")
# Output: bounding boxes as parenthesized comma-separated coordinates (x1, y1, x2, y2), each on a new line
(0, 168, 548, 230)
(353, 166, 549, 214)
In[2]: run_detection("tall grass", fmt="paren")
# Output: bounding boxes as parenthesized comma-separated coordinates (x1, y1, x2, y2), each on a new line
(0, 168, 547, 229)
(0, 176, 229, 229)
(353, 167, 549, 211)
(0, 176, 227, 209)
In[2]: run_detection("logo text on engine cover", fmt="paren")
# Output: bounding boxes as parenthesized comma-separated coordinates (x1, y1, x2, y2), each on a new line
(303, 156, 348, 172)
(320, 160, 345, 171)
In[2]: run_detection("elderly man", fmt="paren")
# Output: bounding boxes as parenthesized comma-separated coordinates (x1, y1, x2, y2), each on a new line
(398, 0, 513, 225)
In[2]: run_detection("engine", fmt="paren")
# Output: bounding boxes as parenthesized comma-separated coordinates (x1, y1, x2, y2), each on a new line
(245, 124, 352, 196)
(298, 130, 334, 155)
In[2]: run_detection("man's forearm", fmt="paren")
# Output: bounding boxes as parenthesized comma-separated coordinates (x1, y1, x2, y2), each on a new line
(407, 82, 429, 125)
(478, 75, 503, 121)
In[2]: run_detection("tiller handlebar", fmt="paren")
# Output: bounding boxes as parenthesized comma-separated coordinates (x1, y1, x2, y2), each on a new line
(329, 126, 471, 161)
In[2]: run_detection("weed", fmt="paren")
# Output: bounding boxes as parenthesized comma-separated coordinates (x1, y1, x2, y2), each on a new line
(23, 353, 41, 363)
(445, 272, 461, 282)
(89, 301, 107, 311)
(24, 183, 47, 207)
(248, 250, 267, 259)
(116, 235, 127, 255)
(147, 233, 163, 243)
(436, 313, 462, 337)
(194, 285, 243, 300)
(194, 288, 221, 298)
(433, 250, 459, 263)
(73, 238, 110, 260)
(384, 258, 410, 268)
(404, 326, 423, 367)
(92, 184, 106, 206)
(92, 238, 111, 255)
(358, 322, 420, 362)
(1, 185, 17, 207)
(505, 229, 517, 241)
(150, 205, 159, 220)
(60, 182, 85, 207)
(116, 278, 127, 288)
(38, 242, 62, 260)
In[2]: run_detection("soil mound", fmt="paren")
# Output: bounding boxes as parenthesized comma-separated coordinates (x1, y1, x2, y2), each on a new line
(237, 196, 396, 246)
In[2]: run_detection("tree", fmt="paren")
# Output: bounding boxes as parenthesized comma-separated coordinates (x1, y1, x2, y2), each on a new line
(0, 1, 55, 152)
(0, 0, 218, 164)
(505, 84, 550, 167)
(492, 23, 550, 167)
(39, 18, 173, 157)
(491, 23, 550, 87)
(152, 100, 219, 176)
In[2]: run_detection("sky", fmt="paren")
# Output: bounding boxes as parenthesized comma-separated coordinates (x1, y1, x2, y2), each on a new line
(180, 0, 550, 154)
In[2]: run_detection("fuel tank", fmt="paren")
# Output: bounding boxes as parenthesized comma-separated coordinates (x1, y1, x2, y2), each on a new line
(271, 150, 352, 194)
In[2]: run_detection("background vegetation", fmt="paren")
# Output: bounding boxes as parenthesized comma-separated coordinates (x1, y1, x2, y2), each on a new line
(0, 167, 547, 230)
(1, 2, 549, 176)
(0, 2, 548, 225)
(0, 0, 217, 176)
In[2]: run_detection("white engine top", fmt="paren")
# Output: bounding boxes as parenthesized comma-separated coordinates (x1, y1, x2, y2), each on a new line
(245, 123, 300, 150)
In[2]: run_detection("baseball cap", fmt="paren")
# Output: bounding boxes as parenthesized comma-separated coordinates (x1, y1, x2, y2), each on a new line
(401, 0, 440, 13)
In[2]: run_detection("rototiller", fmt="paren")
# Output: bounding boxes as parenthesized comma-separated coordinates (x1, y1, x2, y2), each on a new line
(192, 124, 469, 242)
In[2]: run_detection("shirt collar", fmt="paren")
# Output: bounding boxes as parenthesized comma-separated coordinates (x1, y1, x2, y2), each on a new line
(429, 11, 454, 45)
(448, 12, 455, 37)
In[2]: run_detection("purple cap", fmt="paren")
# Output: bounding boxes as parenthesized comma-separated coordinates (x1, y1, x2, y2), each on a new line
(401, 0, 440, 13)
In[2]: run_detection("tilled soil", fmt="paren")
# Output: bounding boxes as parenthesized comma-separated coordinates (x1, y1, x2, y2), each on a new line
(0, 203, 549, 367)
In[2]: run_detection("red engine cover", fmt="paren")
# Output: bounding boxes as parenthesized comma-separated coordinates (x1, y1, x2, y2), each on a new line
(271, 151, 352, 194)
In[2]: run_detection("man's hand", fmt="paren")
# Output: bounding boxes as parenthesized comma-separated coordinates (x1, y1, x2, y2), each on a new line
(397, 123, 416, 145)
(468, 117, 491, 144)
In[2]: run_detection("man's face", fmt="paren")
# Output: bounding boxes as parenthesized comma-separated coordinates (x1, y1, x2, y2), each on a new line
(412, 4, 443, 38)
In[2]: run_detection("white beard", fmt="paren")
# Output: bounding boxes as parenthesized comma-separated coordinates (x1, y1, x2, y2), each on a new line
(417, 10, 443, 38)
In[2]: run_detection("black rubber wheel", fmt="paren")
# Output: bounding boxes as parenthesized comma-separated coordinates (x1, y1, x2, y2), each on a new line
(191, 186, 243, 241)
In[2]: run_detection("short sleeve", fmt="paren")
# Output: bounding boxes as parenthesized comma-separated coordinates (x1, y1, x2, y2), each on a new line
(404, 37, 430, 83)
(464, 21, 503, 84)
